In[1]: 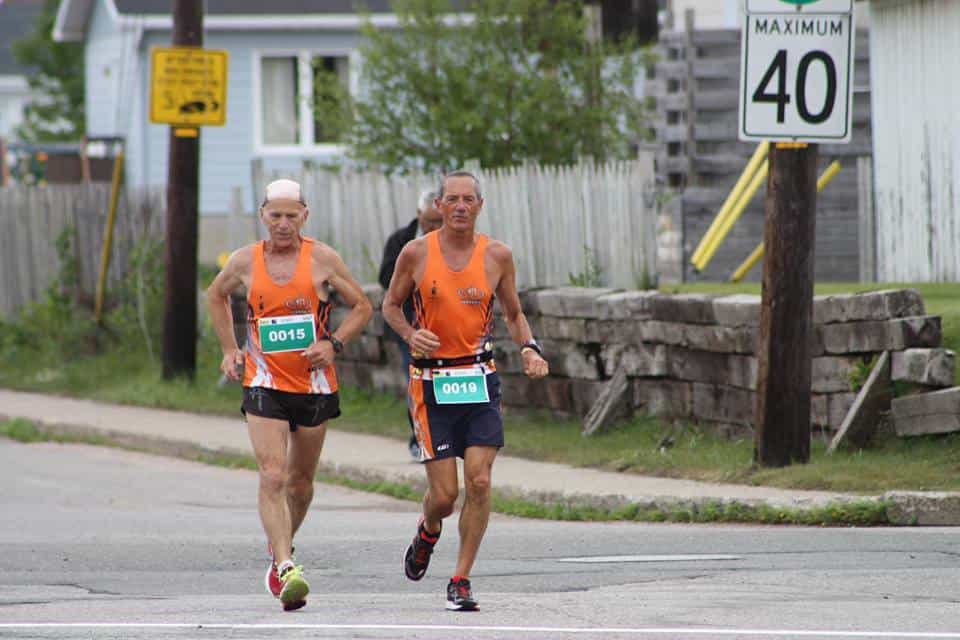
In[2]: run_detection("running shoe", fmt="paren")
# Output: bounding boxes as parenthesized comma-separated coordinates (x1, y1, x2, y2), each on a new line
(265, 544, 295, 598)
(446, 577, 478, 611)
(403, 518, 440, 581)
(278, 563, 309, 611)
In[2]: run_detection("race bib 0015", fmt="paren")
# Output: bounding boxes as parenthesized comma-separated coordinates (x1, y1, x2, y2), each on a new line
(258, 314, 316, 354)
(432, 366, 489, 404)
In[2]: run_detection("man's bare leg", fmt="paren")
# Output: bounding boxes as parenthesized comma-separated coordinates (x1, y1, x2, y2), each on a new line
(454, 445, 497, 578)
(247, 415, 294, 566)
(286, 423, 327, 538)
(423, 457, 459, 533)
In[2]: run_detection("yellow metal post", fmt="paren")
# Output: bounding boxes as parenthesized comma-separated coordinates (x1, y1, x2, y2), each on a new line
(729, 160, 843, 282)
(694, 160, 769, 271)
(94, 149, 125, 324)
(690, 141, 769, 268)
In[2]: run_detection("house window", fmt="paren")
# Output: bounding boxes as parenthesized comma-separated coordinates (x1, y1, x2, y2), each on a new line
(257, 52, 351, 151)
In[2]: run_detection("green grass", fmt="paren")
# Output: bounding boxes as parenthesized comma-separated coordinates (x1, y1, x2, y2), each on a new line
(2, 282, 960, 496)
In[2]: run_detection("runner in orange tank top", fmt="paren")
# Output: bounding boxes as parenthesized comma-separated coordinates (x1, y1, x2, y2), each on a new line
(383, 170, 549, 611)
(207, 179, 372, 612)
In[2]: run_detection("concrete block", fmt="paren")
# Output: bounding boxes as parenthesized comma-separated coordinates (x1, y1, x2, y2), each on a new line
(811, 356, 860, 393)
(712, 294, 761, 327)
(828, 351, 891, 453)
(599, 343, 668, 377)
(536, 316, 588, 343)
(594, 290, 659, 320)
(820, 315, 941, 354)
(501, 375, 576, 412)
(667, 347, 757, 390)
(361, 312, 385, 337)
(650, 293, 717, 324)
(892, 387, 960, 436)
(361, 283, 385, 309)
(540, 339, 599, 380)
(533, 287, 617, 318)
(692, 383, 755, 426)
(682, 324, 758, 354)
(892, 348, 956, 387)
(637, 321, 685, 345)
(342, 334, 383, 363)
(813, 288, 925, 325)
(812, 393, 857, 430)
(884, 491, 960, 526)
(633, 379, 692, 417)
(571, 379, 609, 417)
(492, 343, 524, 374)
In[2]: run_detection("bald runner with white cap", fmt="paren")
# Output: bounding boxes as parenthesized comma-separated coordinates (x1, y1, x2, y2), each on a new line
(206, 179, 373, 611)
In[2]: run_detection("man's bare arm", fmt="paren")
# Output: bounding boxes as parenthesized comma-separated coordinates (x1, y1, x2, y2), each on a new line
(491, 242, 548, 379)
(323, 247, 373, 344)
(206, 248, 249, 380)
(383, 241, 440, 355)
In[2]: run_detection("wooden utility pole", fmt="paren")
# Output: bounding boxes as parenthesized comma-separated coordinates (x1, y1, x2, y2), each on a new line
(161, 0, 202, 380)
(754, 143, 818, 467)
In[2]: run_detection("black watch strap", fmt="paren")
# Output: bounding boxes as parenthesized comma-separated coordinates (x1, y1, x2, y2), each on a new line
(521, 340, 542, 356)
(325, 336, 343, 354)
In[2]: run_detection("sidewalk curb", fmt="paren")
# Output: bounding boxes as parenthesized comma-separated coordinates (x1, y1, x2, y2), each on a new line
(5, 411, 935, 526)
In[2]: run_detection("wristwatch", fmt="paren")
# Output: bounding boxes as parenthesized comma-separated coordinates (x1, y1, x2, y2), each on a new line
(324, 335, 344, 354)
(520, 340, 542, 356)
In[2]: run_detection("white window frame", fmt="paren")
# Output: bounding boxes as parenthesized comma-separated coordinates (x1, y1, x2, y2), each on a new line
(252, 48, 353, 156)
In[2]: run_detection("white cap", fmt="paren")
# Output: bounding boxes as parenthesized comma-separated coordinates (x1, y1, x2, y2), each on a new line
(264, 178, 304, 204)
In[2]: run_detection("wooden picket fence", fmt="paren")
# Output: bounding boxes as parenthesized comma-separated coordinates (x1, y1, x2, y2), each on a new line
(0, 185, 164, 317)
(255, 155, 659, 290)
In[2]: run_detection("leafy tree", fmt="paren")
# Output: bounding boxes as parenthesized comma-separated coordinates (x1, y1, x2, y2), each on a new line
(12, 0, 85, 142)
(347, 0, 647, 172)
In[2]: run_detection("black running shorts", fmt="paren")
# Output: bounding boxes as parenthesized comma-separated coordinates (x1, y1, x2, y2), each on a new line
(242, 386, 340, 432)
(408, 371, 504, 461)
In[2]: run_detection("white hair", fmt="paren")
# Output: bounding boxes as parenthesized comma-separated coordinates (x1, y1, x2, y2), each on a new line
(417, 188, 438, 213)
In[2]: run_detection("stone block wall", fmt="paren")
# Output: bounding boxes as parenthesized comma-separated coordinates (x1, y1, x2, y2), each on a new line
(322, 286, 953, 435)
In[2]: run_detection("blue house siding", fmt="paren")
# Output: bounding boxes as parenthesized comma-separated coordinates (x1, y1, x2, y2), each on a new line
(135, 29, 364, 215)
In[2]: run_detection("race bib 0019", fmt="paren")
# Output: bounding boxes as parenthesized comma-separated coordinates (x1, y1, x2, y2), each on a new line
(432, 366, 489, 405)
(258, 314, 316, 354)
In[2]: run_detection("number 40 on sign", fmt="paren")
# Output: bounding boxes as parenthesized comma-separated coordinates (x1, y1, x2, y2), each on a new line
(739, 0, 855, 143)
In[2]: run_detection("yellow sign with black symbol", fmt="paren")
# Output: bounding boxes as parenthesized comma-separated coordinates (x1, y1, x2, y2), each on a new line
(150, 47, 228, 127)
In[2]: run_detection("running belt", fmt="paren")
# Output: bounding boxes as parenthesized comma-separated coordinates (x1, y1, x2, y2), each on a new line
(412, 350, 494, 369)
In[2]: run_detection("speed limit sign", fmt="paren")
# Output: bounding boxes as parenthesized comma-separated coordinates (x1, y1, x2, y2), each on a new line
(739, 0, 854, 143)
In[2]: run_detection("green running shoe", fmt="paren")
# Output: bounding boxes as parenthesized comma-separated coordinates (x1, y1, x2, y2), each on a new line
(278, 564, 309, 611)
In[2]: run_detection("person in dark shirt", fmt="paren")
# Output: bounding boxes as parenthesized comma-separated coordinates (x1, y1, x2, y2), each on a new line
(379, 189, 444, 459)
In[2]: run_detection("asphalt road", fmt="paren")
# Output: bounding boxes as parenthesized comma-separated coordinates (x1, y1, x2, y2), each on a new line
(2, 439, 959, 639)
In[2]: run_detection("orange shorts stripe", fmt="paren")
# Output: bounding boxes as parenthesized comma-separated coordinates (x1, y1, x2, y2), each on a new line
(408, 378, 433, 458)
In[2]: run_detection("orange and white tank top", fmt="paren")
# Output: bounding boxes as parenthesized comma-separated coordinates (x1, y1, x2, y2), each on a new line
(412, 231, 495, 360)
(243, 237, 338, 394)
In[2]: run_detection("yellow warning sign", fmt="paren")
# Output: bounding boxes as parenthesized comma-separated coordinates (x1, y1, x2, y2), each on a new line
(150, 47, 228, 127)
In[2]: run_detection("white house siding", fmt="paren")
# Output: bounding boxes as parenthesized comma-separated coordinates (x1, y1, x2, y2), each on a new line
(870, 0, 960, 281)
(84, 0, 138, 137)
(0, 76, 31, 139)
(669, 0, 739, 29)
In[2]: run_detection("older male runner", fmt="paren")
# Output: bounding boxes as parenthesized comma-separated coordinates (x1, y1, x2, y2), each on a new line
(207, 179, 372, 611)
(383, 170, 549, 611)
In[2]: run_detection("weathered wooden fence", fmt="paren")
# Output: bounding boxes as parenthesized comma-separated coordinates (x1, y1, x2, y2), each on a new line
(0, 185, 164, 317)
(254, 156, 659, 290)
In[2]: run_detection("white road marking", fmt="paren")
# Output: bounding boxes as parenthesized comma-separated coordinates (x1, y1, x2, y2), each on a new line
(0, 624, 958, 638)
(556, 554, 742, 563)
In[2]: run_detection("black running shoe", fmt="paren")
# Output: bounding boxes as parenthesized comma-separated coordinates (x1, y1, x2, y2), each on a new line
(403, 518, 439, 581)
(446, 577, 478, 611)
